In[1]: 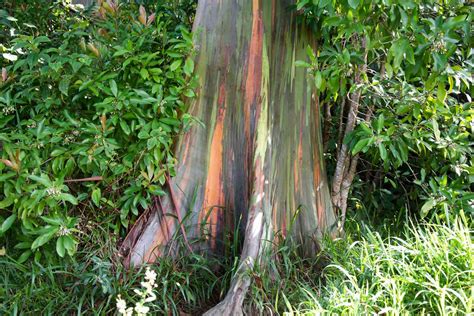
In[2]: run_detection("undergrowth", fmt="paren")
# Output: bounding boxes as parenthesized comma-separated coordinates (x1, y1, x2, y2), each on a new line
(250, 217, 473, 315)
(1, 215, 471, 315)
(0, 216, 232, 315)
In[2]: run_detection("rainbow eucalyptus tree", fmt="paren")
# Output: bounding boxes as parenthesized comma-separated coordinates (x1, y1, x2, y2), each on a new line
(121, 0, 337, 313)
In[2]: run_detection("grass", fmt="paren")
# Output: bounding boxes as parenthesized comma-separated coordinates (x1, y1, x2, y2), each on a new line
(248, 218, 473, 315)
(0, 217, 233, 315)
(1, 216, 472, 315)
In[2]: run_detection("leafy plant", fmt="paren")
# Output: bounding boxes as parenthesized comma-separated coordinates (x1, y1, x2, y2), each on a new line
(296, 0, 473, 222)
(0, 1, 196, 261)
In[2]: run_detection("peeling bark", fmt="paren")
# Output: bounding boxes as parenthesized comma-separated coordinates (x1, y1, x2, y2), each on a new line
(120, 0, 336, 312)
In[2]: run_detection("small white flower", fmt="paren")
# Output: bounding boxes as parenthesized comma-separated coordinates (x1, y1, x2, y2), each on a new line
(144, 267, 157, 284)
(133, 288, 142, 296)
(134, 301, 150, 316)
(57, 226, 71, 237)
(46, 187, 61, 197)
(116, 295, 127, 313)
(2, 106, 15, 115)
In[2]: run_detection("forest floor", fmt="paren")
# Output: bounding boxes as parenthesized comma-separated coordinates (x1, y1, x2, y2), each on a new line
(1, 214, 472, 315)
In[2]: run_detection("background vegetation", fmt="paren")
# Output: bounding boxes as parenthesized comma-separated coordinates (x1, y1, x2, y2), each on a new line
(296, 0, 472, 225)
(1, 0, 197, 261)
(0, 0, 472, 315)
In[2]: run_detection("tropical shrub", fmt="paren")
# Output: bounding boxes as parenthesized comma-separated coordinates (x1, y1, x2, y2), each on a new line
(0, 0, 196, 261)
(296, 0, 473, 222)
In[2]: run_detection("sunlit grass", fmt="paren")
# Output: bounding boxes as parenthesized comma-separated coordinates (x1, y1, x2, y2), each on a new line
(1, 217, 471, 315)
(254, 218, 473, 315)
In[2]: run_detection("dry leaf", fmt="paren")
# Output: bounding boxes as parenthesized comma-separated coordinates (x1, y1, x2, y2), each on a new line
(101, 114, 107, 131)
(139, 5, 147, 25)
(147, 13, 156, 26)
(87, 43, 100, 58)
(1, 67, 7, 82)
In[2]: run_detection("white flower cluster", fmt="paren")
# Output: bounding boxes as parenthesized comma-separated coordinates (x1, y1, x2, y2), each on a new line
(116, 267, 158, 316)
(2, 106, 15, 115)
(57, 226, 71, 237)
(64, 134, 76, 144)
(46, 187, 61, 197)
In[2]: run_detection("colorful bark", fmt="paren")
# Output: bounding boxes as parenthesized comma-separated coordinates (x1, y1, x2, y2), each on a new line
(121, 0, 336, 270)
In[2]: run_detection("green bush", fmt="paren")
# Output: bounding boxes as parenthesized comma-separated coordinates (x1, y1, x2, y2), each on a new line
(297, 0, 473, 221)
(0, 1, 196, 261)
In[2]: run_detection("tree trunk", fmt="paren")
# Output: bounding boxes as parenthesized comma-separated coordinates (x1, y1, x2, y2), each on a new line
(331, 37, 367, 230)
(120, 0, 337, 313)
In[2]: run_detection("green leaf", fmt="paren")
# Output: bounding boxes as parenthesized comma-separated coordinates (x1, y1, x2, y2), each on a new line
(62, 236, 76, 256)
(315, 71, 323, 89)
(437, 83, 447, 103)
(378, 143, 387, 161)
(405, 45, 415, 65)
(14, 242, 31, 250)
(184, 89, 195, 98)
(57, 193, 78, 205)
(31, 229, 57, 250)
(348, 0, 360, 9)
(51, 149, 67, 157)
(56, 236, 66, 257)
(110, 79, 118, 97)
(184, 58, 194, 76)
(375, 114, 384, 133)
(0, 195, 15, 210)
(147, 137, 158, 149)
(432, 119, 440, 141)
(159, 118, 180, 126)
(1, 214, 16, 233)
(120, 120, 131, 135)
(59, 78, 70, 96)
(92, 188, 101, 207)
(17, 250, 32, 263)
(397, 141, 409, 162)
(140, 68, 149, 80)
(170, 60, 182, 72)
(296, 0, 309, 10)
(420, 198, 436, 218)
(323, 16, 342, 27)
(295, 60, 311, 68)
(352, 138, 371, 154)
(138, 131, 150, 139)
(28, 174, 52, 187)
(40, 216, 62, 226)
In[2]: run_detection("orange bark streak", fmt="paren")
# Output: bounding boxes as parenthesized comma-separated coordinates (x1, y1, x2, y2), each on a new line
(201, 101, 226, 250)
(244, 0, 263, 141)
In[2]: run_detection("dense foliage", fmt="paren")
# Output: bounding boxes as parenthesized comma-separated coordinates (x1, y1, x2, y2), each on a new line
(0, 0, 196, 261)
(0, 223, 230, 315)
(297, 0, 473, 223)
